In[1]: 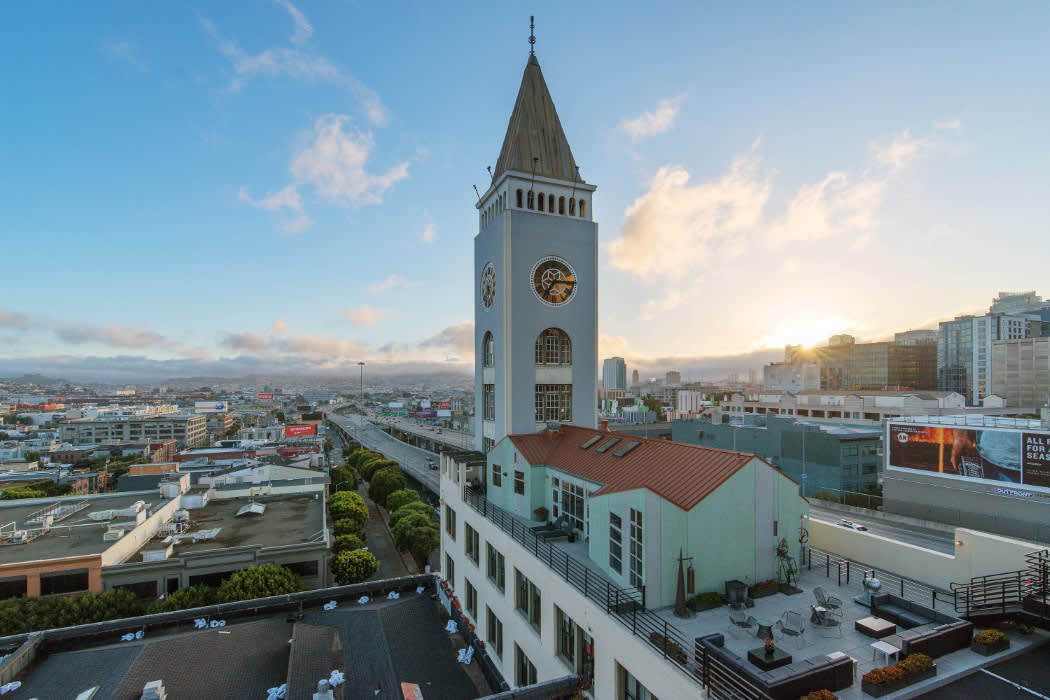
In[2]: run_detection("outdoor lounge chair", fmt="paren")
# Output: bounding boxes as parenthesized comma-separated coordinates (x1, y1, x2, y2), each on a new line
(810, 604, 842, 637)
(530, 514, 568, 534)
(728, 608, 755, 638)
(814, 586, 843, 612)
(775, 610, 806, 648)
(534, 515, 573, 541)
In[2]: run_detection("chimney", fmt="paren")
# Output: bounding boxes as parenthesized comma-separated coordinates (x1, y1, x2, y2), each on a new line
(545, 420, 561, 438)
(599, 419, 609, 432)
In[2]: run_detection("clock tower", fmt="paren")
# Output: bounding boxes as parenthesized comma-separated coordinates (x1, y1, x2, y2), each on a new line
(474, 34, 598, 452)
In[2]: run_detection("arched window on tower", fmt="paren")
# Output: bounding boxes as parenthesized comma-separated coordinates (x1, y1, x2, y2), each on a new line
(558, 196, 565, 215)
(579, 200, 586, 218)
(569, 198, 576, 216)
(482, 332, 495, 368)
(527, 190, 535, 209)
(535, 328, 572, 366)
(537, 193, 545, 212)
(516, 189, 523, 208)
(549, 196, 555, 214)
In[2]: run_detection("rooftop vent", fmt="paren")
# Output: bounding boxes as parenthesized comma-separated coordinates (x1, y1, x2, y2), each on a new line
(579, 435, 602, 449)
(594, 437, 621, 454)
(236, 502, 266, 517)
(612, 440, 641, 458)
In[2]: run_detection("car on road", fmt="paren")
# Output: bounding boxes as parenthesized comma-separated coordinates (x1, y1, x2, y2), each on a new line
(837, 519, 868, 531)
(426, 457, 437, 470)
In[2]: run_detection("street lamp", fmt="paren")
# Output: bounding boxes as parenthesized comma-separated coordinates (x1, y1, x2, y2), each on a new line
(357, 362, 365, 405)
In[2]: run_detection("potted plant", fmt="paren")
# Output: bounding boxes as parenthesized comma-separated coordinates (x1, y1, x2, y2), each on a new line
(533, 506, 549, 522)
(687, 591, 723, 612)
(800, 692, 838, 700)
(763, 637, 775, 656)
(971, 629, 1010, 656)
(861, 653, 936, 697)
(749, 579, 779, 599)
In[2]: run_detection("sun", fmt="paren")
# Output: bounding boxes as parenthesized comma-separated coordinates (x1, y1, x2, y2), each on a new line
(755, 315, 853, 350)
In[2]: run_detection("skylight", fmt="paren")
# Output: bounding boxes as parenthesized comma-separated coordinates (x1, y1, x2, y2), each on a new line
(612, 441, 640, 458)
(594, 437, 621, 453)
(579, 435, 602, 449)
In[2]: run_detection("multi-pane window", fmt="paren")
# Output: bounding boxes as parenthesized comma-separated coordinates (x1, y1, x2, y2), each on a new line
(483, 384, 496, 421)
(514, 470, 525, 495)
(535, 328, 572, 365)
(465, 523, 480, 564)
(609, 512, 623, 574)
(556, 607, 578, 667)
(445, 553, 455, 590)
(514, 569, 542, 631)
(492, 464, 502, 488)
(445, 505, 457, 540)
(559, 480, 585, 533)
(515, 645, 537, 686)
(483, 332, 495, 368)
(620, 664, 659, 700)
(487, 543, 506, 592)
(535, 384, 572, 422)
(465, 578, 478, 619)
(629, 508, 644, 587)
(487, 607, 504, 659)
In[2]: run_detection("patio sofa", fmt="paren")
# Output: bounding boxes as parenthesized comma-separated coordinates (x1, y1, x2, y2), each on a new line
(870, 593, 973, 658)
(696, 633, 853, 700)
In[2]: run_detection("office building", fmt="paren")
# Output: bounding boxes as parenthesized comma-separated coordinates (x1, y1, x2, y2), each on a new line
(763, 361, 821, 392)
(59, 414, 208, 449)
(630, 369, 640, 387)
(989, 290, 1046, 315)
(938, 312, 1039, 404)
(473, 43, 598, 453)
(894, 329, 939, 345)
(992, 337, 1050, 408)
(665, 370, 682, 385)
(765, 335, 936, 393)
(602, 357, 627, 392)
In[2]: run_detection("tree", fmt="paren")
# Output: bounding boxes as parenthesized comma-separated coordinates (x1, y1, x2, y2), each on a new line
(329, 466, 357, 492)
(385, 488, 419, 513)
(22, 451, 41, 463)
(641, 393, 666, 421)
(149, 585, 218, 613)
(1, 487, 47, 500)
(332, 549, 378, 585)
(391, 511, 440, 572)
(329, 491, 369, 533)
(216, 564, 301, 603)
(368, 467, 406, 508)
(333, 518, 364, 537)
(389, 501, 434, 529)
(333, 533, 365, 553)
(359, 456, 398, 481)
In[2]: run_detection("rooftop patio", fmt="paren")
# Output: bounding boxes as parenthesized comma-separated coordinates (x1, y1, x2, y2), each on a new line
(653, 562, 1049, 699)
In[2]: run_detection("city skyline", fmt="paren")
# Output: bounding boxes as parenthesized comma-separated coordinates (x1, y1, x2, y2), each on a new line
(3, 2, 1049, 381)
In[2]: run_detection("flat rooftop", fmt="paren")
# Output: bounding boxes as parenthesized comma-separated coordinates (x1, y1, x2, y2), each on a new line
(0, 493, 168, 564)
(170, 494, 324, 554)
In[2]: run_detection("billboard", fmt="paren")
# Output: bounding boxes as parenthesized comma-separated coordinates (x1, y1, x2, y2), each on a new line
(415, 410, 437, 419)
(284, 424, 318, 437)
(888, 422, 1050, 489)
(436, 400, 451, 410)
(437, 409, 452, 418)
(257, 392, 275, 401)
(194, 401, 228, 413)
(380, 408, 408, 417)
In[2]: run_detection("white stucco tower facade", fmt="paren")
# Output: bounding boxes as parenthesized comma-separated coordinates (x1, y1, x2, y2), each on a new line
(474, 51, 598, 453)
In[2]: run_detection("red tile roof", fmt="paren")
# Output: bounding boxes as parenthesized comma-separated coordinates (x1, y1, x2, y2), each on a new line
(507, 424, 767, 510)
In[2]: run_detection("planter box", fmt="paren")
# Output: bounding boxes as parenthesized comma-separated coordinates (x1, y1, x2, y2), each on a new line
(749, 584, 779, 599)
(862, 666, 937, 697)
(688, 599, 723, 612)
(971, 638, 1010, 656)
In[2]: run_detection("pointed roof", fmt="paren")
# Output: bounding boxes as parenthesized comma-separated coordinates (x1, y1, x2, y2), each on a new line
(493, 55, 584, 184)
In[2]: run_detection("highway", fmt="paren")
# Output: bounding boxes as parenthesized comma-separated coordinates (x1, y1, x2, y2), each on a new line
(809, 502, 956, 554)
(327, 412, 441, 494)
(374, 415, 475, 450)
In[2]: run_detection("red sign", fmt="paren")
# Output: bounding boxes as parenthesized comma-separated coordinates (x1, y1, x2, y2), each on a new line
(284, 424, 318, 437)
(436, 400, 451, 410)
(257, 392, 275, 401)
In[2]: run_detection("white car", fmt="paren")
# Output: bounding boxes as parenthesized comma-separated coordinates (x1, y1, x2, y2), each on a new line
(837, 519, 868, 531)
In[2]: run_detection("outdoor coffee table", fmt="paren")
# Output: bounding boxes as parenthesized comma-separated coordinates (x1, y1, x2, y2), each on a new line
(747, 646, 792, 671)
(870, 640, 900, 665)
(855, 616, 896, 638)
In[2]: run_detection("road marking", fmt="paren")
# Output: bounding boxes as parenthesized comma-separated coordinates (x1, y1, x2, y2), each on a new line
(980, 669, 1050, 699)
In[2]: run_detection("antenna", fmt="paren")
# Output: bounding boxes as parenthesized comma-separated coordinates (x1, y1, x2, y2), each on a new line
(529, 16, 536, 57)
(486, 165, 493, 182)
(529, 157, 539, 193)
(472, 185, 482, 204)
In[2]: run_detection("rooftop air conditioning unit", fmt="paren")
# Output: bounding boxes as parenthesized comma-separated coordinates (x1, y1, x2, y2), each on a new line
(103, 528, 125, 541)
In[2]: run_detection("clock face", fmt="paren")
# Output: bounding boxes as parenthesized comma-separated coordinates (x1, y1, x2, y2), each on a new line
(531, 256, 577, 306)
(481, 262, 496, 309)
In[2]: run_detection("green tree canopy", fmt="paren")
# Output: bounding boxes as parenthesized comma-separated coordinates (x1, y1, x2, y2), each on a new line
(329, 491, 369, 533)
(359, 456, 398, 481)
(389, 501, 434, 529)
(391, 512, 440, 572)
(333, 518, 365, 537)
(333, 533, 365, 553)
(329, 465, 357, 492)
(216, 564, 301, 603)
(332, 549, 379, 585)
(384, 488, 419, 513)
(0, 487, 46, 500)
(368, 467, 407, 508)
(148, 585, 218, 613)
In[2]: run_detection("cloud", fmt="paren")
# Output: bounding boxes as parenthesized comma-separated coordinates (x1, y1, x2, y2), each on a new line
(290, 114, 409, 206)
(419, 222, 436, 243)
(99, 38, 147, 70)
(0, 310, 31, 330)
(934, 118, 961, 131)
(619, 95, 685, 141)
(220, 332, 270, 353)
(341, 306, 388, 326)
(872, 129, 930, 170)
(277, 334, 369, 359)
(640, 291, 684, 320)
(55, 324, 166, 349)
(200, 14, 387, 125)
(419, 322, 475, 356)
(273, 0, 312, 44)
(608, 145, 770, 279)
(766, 172, 886, 246)
(272, 319, 289, 334)
(238, 185, 312, 233)
(367, 275, 409, 295)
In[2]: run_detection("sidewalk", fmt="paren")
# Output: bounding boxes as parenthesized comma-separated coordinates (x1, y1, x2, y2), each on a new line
(357, 484, 416, 580)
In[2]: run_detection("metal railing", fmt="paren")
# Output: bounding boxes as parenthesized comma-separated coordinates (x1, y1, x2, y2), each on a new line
(805, 546, 954, 613)
(696, 639, 774, 700)
(462, 487, 705, 685)
(950, 548, 1050, 621)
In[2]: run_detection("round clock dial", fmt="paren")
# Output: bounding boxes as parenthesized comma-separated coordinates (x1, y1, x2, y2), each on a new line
(481, 262, 496, 309)
(531, 256, 577, 306)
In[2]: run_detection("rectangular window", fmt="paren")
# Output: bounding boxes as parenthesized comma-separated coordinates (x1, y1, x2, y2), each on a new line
(842, 445, 859, 457)
(556, 606, 578, 668)
(487, 543, 506, 592)
(465, 578, 478, 619)
(535, 383, 573, 422)
(115, 579, 159, 600)
(465, 523, 480, 564)
(445, 505, 457, 540)
(486, 607, 504, 659)
(515, 644, 537, 686)
(40, 569, 89, 596)
(445, 553, 455, 590)
(629, 508, 644, 587)
(620, 663, 659, 700)
(492, 464, 502, 488)
(609, 512, 623, 574)
(0, 576, 27, 600)
(558, 480, 585, 533)
(514, 569, 542, 632)
(514, 470, 525, 495)
(483, 384, 496, 421)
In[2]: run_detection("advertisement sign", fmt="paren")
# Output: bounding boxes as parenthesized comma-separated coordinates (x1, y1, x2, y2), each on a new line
(420, 399, 431, 409)
(301, 412, 323, 422)
(194, 401, 228, 413)
(889, 423, 1050, 489)
(436, 409, 452, 418)
(436, 400, 451, 410)
(388, 402, 404, 409)
(257, 392, 275, 401)
(380, 408, 408, 417)
(415, 410, 437, 419)
(284, 424, 318, 437)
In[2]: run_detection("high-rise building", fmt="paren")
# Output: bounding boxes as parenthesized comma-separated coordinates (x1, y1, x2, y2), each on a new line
(473, 45, 598, 453)
(894, 329, 938, 346)
(992, 337, 1050, 408)
(990, 290, 1045, 314)
(601, 357, 627, 392)
(665, 370, 682, 385)
(630, 369, 640, 387)
(938, 313, 1039, 404)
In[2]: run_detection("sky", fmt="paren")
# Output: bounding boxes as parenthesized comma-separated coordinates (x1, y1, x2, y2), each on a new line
(1, 1, 1048, 382)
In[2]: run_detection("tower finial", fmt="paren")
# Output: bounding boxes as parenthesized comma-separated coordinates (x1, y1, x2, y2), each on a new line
(529, 16, 536, 56)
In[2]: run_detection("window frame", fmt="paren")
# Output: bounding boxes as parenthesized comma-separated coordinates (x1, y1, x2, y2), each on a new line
(487, 606, 504, 659)
(486, 543, 506, 592)
(465, 522, 480, 565)
(514, 470, 525, 495)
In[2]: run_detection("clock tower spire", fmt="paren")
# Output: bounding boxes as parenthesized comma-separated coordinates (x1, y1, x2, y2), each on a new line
(474, 25, 598, 453)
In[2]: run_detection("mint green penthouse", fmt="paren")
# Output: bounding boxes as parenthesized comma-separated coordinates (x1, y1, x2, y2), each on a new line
(486, 424, 808, 608)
